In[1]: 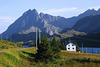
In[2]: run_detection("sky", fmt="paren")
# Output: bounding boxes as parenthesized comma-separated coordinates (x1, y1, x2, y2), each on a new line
(0, 0, 100, 34)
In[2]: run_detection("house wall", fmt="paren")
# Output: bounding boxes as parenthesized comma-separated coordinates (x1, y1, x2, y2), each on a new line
(66, 43, 76, 52)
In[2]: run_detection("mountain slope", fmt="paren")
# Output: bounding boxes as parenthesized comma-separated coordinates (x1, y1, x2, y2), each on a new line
(72, 14, 100, 33)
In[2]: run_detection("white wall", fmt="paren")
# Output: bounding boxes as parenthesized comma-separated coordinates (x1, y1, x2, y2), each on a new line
(66, 43, 76, 52)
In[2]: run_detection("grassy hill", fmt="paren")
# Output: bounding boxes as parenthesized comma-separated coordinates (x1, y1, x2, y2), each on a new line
(0, 47, 100, 67)
(0, 39, 22, 50)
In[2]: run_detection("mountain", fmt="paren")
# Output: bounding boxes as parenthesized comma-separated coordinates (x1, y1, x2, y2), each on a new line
(1, 8, 100, 42)
(2, 9, 62, 38)
(2, 9, 77, 40)
(72, 14, 100, 34)
(61, 9, 100, 33)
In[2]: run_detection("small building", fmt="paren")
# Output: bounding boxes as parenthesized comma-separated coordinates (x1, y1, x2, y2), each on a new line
(66, 42, 76, 52)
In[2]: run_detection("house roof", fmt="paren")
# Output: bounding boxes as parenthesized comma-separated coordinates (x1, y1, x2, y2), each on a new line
(65, 42, 76, 46)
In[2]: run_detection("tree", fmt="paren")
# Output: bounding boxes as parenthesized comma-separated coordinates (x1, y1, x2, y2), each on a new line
(51, 36, 61, 58)
(36, 34, 54, 62)
(73, 42, 80, 52)
(58, 41, 66, 50)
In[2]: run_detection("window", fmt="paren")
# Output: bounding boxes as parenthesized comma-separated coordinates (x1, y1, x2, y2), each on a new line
(72, 44, 74, 46)
(68, 48, 70, 49)
(68, 45, 70, 46)
(73, 48, 74, 49)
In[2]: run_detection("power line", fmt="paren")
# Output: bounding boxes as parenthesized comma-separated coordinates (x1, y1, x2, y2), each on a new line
(82, 43, 83, 53)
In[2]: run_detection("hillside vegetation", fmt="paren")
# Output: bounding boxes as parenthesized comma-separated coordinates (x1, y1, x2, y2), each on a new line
(56, 29, 86, 39)
(0, 39, 22, 50)
(0, 47, 100, 67)
(61, 32, 100, 47)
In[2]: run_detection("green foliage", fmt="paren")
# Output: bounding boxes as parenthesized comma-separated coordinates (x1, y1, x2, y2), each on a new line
(60, 62, 64, 66)
(36, 35, 61, 63)
(1, 45, 8, 49)
(58, 42, 66, 50)
(36, 34, 55, 63)
(51, 36, 61, 59)
(72, 42, 80, 52)
(75, 43, 80, 52)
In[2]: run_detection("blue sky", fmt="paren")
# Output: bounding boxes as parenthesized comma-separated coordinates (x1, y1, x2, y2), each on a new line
(0, 0, 100, 33)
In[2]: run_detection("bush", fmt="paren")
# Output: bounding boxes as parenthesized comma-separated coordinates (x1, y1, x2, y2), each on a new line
(66, 58, 76, 64)
(60, 62, 64, 66)
(1, 45, 8, 49)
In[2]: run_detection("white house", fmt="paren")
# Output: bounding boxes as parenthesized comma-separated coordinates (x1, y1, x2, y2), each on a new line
(66, 42, 76, 52)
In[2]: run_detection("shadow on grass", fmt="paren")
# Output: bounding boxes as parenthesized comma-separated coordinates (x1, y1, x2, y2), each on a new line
(19, 51, 36, 62)
(72, 58, 100, 63)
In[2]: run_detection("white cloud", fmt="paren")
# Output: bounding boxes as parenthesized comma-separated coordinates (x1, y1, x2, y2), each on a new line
(39, 7, 77, 15)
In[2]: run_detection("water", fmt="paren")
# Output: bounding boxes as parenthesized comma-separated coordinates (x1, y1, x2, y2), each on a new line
(22, 45, 100, 54)
(22, 45, 32, 48)
(80, 47, 100, 54)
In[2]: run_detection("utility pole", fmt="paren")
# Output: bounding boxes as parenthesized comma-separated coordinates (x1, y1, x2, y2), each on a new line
(36, 27, 37, 53)
(69, 39, 71, 43)
(82, 43, 83, 53)
(86, 47, 87, 53)
(39, 29, 41, 44)
(96, 50, 97, 54)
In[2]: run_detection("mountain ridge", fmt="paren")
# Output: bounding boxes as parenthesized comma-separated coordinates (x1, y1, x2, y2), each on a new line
(1, 8, 100, 42)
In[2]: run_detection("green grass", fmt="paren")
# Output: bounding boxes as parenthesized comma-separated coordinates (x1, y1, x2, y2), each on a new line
(0, 39, 22, 50)
(0, 47, 100, 67)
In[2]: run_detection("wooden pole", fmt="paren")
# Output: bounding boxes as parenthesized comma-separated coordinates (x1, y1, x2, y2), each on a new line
(39, 29, 41, 44)
(86, 47, 87, 53)
(36, 27, 37, 53)
(82, 43, 83, 53)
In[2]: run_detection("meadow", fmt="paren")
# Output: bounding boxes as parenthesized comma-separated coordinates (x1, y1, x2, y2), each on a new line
(0, 47, 100, 67)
